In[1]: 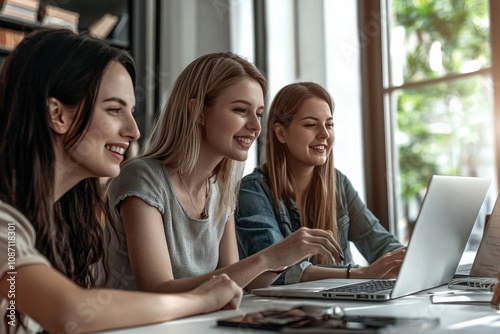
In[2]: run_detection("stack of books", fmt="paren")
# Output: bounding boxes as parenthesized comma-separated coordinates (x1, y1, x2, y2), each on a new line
(40, 5, 79, 32)
(0, 0, 39, 23)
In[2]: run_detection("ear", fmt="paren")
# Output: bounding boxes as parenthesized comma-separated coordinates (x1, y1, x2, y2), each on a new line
(274, 123, 286, 143)
(47, 97, 74, 134)
(188, 98, 204, 125)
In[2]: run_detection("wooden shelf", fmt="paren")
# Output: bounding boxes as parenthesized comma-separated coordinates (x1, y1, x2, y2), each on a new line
(0, 14, 40, 31)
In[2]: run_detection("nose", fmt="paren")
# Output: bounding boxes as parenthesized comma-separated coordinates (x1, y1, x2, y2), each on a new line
(247, 112, 261, 135)
(122, 114, 141, 141)
(318, 125, 330, 140)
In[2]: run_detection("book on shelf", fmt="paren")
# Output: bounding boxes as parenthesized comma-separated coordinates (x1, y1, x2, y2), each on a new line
(88, 13, 119, 39)
(40, 5, 79, 32)
(1, 0, 38, 10)
(0, 0, 39, 23)
(0, 27, 24, 49)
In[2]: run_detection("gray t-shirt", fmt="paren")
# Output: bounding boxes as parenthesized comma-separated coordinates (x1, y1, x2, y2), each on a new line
(0, 200, 50, 334)
(104, 158, 229, 290)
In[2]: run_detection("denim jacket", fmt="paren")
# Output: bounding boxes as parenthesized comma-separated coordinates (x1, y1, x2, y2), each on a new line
(235, 168, 403, 285)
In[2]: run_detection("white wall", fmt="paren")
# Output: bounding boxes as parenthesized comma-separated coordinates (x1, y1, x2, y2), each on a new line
(324, 0, 365, 200)
(229, 0, 258, 176)
(158, 0, 231, 108)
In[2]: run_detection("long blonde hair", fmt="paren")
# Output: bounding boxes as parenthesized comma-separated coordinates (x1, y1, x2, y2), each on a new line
(141, 52, 267, 222)
(263, 82, 337, 250)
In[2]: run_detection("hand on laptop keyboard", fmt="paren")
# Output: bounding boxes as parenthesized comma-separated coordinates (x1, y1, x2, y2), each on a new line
(350, 247, 406, 279)
(262, 227, 344, 273)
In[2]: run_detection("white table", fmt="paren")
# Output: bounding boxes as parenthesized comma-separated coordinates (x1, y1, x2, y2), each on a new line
(100, 283, 500, 334)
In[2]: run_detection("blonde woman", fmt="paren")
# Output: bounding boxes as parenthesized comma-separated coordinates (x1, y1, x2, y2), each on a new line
(104, 53, 342, 294)
(235, 82, 406, 285)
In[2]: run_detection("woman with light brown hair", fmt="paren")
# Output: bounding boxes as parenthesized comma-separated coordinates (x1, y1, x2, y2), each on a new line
(236, 82, 406, 285)
(104, 53, 343, 294)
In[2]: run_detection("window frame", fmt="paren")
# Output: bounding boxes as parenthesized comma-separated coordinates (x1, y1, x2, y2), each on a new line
(359, 0, 500, 237)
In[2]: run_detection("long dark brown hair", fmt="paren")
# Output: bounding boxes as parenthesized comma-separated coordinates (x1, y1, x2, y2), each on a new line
(0, 28, 136, 331)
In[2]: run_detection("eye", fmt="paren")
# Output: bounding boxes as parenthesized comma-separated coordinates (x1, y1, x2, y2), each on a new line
(304, 123, 316, 127)
(107, 108, 122, 114)
(234, 108, 246, 114)
(326, 122, 334, 129)
(257, 112, 263, 120)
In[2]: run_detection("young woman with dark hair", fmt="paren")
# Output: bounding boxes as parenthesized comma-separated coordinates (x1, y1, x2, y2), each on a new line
(0, 28, 241, 334)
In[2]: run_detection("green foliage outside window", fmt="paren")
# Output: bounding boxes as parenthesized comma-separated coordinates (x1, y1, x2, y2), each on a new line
(390, 0, 491, 208)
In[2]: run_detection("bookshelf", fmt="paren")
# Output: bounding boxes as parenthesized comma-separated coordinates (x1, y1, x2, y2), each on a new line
(0, 0, 131, 55)
(50, 0, 130, 49)
(0, 0, 151, 143)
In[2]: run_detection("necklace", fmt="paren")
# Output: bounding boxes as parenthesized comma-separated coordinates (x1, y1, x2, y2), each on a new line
(178, 172, 210, 219)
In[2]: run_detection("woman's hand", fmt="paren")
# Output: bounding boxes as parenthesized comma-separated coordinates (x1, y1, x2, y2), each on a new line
(491, 271, 500, 309)
(352, 247, 406, 279)
(190, 274, 242, 312)
(260, 227, 343, 272)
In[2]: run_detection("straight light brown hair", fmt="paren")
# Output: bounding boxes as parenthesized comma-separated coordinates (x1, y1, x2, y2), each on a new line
(263, 82, 337, 263)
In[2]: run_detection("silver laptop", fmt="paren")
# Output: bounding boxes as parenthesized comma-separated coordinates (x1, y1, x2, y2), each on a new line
(252, 175, 491, 301)
(455, 192, 500, 278)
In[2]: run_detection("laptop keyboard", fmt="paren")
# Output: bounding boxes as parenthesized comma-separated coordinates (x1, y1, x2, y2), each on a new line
(324, 280, 396, 293)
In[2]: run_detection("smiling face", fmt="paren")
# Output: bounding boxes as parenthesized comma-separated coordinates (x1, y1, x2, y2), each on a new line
(202, 77, 265, 162)
(70, 61, 140, 178)
(275, 97, 334, 171)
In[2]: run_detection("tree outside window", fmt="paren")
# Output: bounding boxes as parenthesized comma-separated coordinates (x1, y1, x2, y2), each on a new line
(384, 0, 495, 246)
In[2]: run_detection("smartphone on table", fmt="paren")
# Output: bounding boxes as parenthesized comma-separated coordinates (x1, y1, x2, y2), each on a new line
(217, 304, 439, 333)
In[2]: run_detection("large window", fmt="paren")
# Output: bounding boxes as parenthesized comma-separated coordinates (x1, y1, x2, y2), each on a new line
(236, 0, 497, 256)
(374, 0, 498, 247)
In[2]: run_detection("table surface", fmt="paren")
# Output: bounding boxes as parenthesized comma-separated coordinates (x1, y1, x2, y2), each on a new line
(99, 281, 500, 334)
